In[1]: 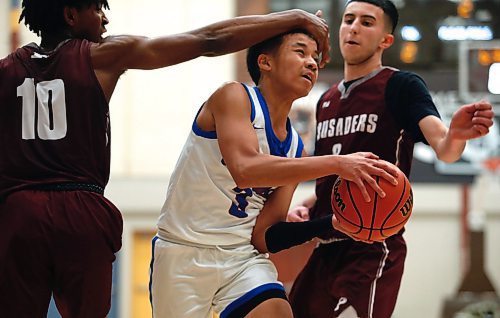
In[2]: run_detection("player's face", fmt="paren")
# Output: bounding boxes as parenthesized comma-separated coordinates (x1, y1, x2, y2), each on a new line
(339, 2, 390, 65)
(271, 33, 319, 98)
(71, 3, 109, 43)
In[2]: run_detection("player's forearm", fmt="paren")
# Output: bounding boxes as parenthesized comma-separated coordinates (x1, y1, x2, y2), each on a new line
(421, 116, 466, 163)
(433, 131, 466, 163)
(263, 214, 333, 253)
(229, 154, 340, 188)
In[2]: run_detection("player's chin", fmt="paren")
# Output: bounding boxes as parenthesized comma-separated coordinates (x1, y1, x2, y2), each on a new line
(296, 84, 314, 98)
(97, 30, 107, 42)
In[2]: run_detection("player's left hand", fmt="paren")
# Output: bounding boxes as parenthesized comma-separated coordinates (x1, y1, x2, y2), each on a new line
(449, 100, 495, 140)
(287, 205, 310, 222)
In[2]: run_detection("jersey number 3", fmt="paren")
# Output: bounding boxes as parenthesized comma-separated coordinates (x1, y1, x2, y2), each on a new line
(229, 187, 252, 218)
(17, 78, 67, 140)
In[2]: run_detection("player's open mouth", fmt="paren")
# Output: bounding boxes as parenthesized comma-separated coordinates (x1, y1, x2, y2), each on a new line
(302, 72, 314, 83)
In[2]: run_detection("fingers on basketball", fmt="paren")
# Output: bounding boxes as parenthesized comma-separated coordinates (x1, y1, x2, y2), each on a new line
(331, 167, 413, 242)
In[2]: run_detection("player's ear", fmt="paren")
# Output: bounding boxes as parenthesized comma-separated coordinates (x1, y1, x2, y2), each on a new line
(380, 33, 394, 49)
(63, 7, 78, 27)
(257, 54, 272, 72)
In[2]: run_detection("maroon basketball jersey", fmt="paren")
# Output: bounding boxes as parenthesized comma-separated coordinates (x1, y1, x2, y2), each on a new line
(0, 39, 111, 198)
(312, 67, 416, 239)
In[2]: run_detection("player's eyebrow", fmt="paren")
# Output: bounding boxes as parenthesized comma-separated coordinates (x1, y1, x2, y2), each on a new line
(344, 12, 377, 21)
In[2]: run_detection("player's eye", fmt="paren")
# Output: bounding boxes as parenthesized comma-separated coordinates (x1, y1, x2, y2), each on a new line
(295, 49, 305, 56)
(344, 17, 354, 24)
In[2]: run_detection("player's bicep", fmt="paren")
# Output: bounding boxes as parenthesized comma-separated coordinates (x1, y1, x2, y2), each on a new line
(207, 83, 261, 181)
(93, 34, 206, 71)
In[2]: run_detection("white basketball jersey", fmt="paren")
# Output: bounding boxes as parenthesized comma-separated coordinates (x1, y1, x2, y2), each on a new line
(157, 83, 304, 246)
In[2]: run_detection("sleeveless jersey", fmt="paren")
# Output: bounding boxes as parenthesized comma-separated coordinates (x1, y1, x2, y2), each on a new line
(0, 39, 111, 199)
(157, 83, 304, 246)
(312, 67, 439, 239)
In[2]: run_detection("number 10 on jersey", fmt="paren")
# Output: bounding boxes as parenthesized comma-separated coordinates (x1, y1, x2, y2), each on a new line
(17, 78, 67, 140)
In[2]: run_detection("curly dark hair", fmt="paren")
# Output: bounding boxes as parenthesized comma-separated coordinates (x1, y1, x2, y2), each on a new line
(246, 29, 316, 85)
(19, 0, 110, 36)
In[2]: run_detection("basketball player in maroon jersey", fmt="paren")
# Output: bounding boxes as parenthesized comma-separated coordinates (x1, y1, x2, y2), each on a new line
(286, 1, 495, 318)
(0, 1, 336, 317)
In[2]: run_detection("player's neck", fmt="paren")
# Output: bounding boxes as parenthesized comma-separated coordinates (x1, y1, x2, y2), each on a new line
(258, 84, 293, 139)
(40, 32, 73, 51)
(259, 85, 293, 112)
(343, 58, 383, 82)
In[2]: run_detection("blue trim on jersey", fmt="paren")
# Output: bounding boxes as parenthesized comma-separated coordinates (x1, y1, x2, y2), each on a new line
(149, 236, 159, 308)
(192, 106, 217, 139)
(296, 137, 304, 158)
(241, 83, 256, 122)
(253, 87, 294, 157)
(220, 283, 285, 318)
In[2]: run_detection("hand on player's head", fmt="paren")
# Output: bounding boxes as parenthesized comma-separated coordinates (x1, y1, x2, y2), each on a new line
(337, 153, 399, 202)
(296, 9, 330, 67)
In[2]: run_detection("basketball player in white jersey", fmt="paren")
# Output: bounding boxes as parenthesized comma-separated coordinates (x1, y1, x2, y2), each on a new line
(150, 30, 400, 318)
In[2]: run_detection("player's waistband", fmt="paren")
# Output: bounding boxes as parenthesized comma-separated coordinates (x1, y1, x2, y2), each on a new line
(156, 231, 251, 251)
(26, 183, 104, 195)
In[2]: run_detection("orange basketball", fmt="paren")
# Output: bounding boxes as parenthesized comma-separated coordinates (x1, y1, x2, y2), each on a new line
(330, 167, 413, 242)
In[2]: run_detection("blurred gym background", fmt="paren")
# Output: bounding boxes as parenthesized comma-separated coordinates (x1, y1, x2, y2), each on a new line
(1, 0, 499, 317)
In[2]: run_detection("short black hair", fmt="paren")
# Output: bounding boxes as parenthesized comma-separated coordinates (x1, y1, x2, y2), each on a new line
(347, 0, 398, 33)
(246, 29, 316, 85)
(19, 0, 110, 36)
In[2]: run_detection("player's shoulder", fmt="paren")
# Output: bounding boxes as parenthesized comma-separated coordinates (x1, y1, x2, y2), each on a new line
(0, 52, 10, 68)
(95, 35, 141, 49)
(210, 81, 244, 98)
(206, 81, 250, 111)
(388, 70, 430, 94)
(390, 70, 427, 86)
(316, 82, 339, 105)
(211, 81, 248, 98)
(218, 80, 244, 90)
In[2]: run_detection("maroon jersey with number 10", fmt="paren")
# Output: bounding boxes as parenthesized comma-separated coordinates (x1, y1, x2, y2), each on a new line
(0, 39, 111, 199)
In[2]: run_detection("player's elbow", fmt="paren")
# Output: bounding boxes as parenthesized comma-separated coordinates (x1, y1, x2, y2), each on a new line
(231, 170, 254, 189)
(436, 152, 461, 163)
(229, 163, 255, 189)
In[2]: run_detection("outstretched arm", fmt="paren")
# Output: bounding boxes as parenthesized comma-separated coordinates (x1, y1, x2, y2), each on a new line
(92, 9, 330, 72)
(420, 101, 494, 163)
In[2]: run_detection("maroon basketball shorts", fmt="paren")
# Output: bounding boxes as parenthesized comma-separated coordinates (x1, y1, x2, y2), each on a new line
(289, 234, 406, 318)
(0, 189, 122, 318)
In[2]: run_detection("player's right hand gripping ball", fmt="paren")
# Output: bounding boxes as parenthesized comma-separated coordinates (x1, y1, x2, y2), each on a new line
(331, 167, 413, 242)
